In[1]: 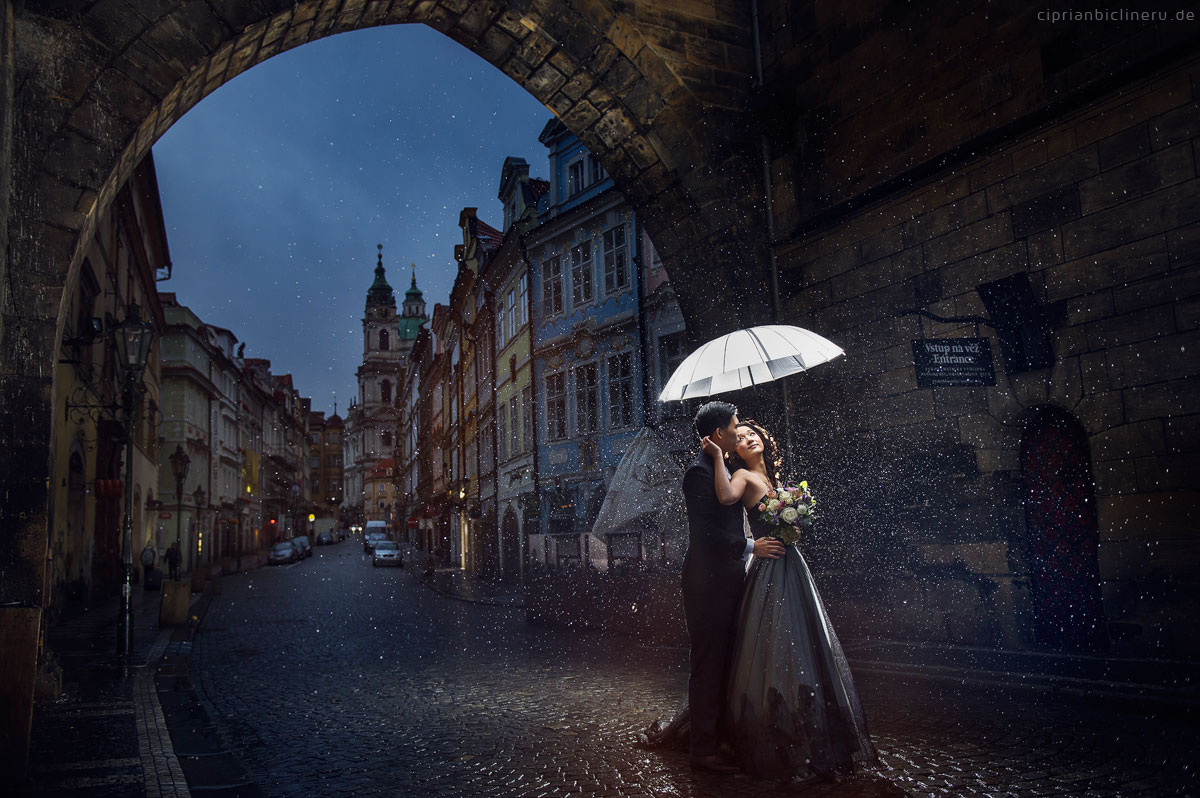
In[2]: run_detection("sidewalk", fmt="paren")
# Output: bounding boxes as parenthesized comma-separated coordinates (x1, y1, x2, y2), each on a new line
(25, 577, 193, 796)
(23, 573, 261, 797)
(405, 544, 524, 608)
(841, 637, 1200, 709)
(409, 553, 1200, 709)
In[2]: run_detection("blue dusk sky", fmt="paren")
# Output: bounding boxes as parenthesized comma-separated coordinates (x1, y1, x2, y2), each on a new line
(153, 25, 551, 417)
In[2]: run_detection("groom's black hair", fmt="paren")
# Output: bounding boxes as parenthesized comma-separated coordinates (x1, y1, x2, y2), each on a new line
(694, 401, 738, 439)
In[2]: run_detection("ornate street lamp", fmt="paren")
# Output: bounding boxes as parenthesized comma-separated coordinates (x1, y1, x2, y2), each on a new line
(114, 300, 154, 658)
(193, 483, 207, 566)
(169, 444, 190, 575)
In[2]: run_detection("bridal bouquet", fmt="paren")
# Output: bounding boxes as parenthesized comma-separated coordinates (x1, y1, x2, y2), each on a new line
(754, 481, 815, 545)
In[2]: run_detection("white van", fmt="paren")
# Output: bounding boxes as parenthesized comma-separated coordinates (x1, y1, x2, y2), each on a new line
(363, 520, 389, 553)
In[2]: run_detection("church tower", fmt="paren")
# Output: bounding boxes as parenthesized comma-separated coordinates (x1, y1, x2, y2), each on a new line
(358, 244, 403, 425)
(344, 246, 427, 523)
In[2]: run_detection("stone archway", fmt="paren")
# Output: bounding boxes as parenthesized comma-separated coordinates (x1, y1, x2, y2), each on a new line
(1, 0, 771, 604)
(0, 5, 773, 771)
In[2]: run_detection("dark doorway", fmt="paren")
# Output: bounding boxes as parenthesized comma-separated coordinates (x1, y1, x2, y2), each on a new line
(1019, 407, 1107, 650)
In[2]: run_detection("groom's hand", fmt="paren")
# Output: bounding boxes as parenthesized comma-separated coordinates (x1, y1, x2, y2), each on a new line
(752, 538, 785, 559)
(700, 436, 722, 459)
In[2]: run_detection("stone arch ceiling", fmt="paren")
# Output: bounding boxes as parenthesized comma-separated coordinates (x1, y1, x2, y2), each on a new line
(9, 0, 772, 372)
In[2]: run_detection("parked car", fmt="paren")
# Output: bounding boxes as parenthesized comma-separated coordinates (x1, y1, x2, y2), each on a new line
(371, 540, 403, 567)
(313, 517, 337, 543)
(268, 541, 299, 565)
(292, 535, 312, 559)
(316, 531, 334, 545)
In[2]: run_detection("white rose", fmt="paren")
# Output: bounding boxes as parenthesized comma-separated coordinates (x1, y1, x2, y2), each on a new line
(767, 499, 782, 512)
(780, 507, 798, 523)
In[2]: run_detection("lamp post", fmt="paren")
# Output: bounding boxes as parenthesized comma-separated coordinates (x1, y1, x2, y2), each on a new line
(193, 483, 207, 569)
(169, 444, 190, 579)
(114, 300, 155, 658)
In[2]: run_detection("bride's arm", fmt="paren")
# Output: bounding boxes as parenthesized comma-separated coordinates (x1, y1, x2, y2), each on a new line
(701, 437, 747, 505)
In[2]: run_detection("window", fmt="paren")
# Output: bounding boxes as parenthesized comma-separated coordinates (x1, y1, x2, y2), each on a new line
(381, 380, 392, 404)
(589, 154, 605, 185)
(546, 372, 567, 440)
(602, 224, 628, 295)
(497, 400, 508, 462)
(659, 332, 689, 385)
(574, 363, 598, 435)
(567, 158, 585, 196)
(608, 352, 634, 427)
(506, 288, 516, 344)
(522, 385, 533, 453)
(311, 455, 320, 469)
(380, 329, 390, 350)
(313, 480, 320, 495)
(517, 272, 529, 326)
(542, 256, 564, 316)
(510, 397, 520, 457)
(382, 430, 393, 448)
(497, 297, 508, 344)
(570, 241, 593, 306)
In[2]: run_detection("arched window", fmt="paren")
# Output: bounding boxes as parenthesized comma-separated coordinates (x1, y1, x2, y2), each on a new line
(379, 329, 390, 350)
(381, 380, 392, 404)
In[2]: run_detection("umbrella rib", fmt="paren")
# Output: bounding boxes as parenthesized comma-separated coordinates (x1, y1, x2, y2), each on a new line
(745, 328, 773, 366)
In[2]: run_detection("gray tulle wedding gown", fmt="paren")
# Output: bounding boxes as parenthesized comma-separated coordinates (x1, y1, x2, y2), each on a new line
(643, 515, 877, 782)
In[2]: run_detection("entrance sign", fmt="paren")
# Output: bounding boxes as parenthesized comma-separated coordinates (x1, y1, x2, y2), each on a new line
(912, 338, 997, 387)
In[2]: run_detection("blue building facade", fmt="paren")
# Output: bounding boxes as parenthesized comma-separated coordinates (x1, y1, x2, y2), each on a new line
(527, 119, 653, 569)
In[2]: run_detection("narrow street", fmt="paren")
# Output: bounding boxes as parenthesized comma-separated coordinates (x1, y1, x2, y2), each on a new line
(188, 545, 1196, 797)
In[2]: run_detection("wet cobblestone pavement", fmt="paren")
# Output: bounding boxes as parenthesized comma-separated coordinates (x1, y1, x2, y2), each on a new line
(191, 545, 1197, 797)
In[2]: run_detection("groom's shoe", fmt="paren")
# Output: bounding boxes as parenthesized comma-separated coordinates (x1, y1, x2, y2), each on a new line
(690, 754, 740, 775)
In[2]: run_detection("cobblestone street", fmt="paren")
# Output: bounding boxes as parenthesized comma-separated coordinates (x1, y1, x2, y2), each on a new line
(186, 545, 1196, 797)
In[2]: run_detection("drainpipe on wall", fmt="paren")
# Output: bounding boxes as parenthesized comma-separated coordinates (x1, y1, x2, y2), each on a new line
(631, 212, 653, 429)
(751, 0, 796, 462)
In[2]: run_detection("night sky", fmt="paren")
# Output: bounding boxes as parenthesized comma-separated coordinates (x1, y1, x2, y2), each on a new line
(153, 25, 551, 417)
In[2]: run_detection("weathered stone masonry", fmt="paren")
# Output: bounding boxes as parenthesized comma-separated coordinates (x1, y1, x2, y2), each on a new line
(757, 1, 1200, 655)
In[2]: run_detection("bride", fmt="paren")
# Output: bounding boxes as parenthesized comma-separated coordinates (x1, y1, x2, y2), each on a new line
(646, 419, 876, 783)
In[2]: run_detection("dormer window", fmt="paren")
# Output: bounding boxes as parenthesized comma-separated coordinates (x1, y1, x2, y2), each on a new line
(567, 158, 585, 196)
(589, 154, 605, 184)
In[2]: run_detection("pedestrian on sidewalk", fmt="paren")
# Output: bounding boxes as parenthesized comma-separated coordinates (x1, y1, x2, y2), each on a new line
(140, 541, 157, 583)
(165, 541, 181, 581)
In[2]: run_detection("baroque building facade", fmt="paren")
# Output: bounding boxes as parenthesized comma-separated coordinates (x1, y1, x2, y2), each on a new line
(343, 248, 426, 524)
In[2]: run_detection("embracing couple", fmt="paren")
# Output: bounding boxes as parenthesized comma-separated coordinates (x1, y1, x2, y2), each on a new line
(646, 401, 876, 784)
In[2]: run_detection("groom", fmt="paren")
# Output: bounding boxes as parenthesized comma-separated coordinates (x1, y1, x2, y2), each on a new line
(682, 401, 784, 773)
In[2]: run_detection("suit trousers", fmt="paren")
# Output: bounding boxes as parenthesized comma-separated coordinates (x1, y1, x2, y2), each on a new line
(683, 589, 741, 758)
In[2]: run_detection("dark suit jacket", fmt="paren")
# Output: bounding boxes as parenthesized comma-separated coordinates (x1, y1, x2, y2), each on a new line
(681, 451, 747, 599)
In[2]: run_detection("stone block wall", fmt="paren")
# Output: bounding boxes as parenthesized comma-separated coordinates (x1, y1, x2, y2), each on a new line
(772, 55, 1200, 657)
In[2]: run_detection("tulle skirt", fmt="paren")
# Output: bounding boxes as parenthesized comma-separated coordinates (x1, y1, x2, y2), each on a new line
(642, 545, 876, 782)
(724, 545, 876, 780)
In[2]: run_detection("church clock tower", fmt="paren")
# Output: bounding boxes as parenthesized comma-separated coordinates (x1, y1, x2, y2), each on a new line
(344, 245, 428, 524)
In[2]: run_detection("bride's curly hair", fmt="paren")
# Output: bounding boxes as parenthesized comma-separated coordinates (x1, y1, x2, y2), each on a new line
(726, 418, 784, 487)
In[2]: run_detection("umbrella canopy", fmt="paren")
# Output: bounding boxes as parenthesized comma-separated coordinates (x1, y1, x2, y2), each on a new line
(589, 426, 690, 566)
(658, 324, 844, 402)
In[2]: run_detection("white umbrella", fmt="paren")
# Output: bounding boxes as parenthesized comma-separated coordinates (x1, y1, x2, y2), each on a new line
(658, 324, 844, 402)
